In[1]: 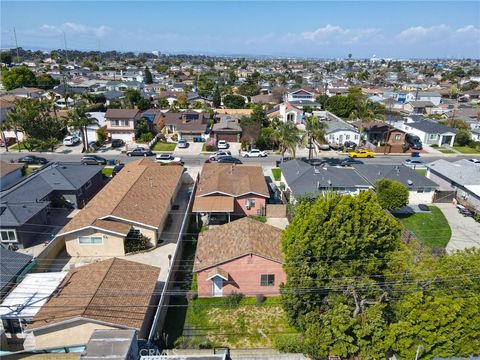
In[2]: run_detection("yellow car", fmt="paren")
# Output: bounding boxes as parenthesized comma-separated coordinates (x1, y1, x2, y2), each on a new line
(348, 149, 375, 158)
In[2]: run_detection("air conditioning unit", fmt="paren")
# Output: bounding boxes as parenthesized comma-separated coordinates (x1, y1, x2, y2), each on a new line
(246, 205, 251, 210)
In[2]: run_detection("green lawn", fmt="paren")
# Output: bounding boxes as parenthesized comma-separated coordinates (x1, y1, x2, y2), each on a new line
(102, 167, 114, 177)
(437, 148, 456, 154)
(272, 168, 281, 181)
(175, 297, 296, 349)
(8, 142, 28, 151)
(395, 205, 451, 247)
(152, 142, 176, 152)
(453, 146, 480, 154)
(415, 169, 427, 176)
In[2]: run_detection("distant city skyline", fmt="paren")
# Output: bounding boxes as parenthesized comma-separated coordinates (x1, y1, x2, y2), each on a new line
(1, 1, 479, 59)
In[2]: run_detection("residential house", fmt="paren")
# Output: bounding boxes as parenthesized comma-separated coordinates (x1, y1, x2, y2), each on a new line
(7, 87, 45, 99)
(211, 114, 242, 142)
(105, 108, 140, 143)
(155, 91, 185, 106)
(404, 101, 436, 115)
(0, 163, 104, 248)
(0, 247, 33, 300)
(395, 117, 457, 147)
(427, 159, 480, 211)
(0, 272, 67, 343)
(250, 94, 276, 105)
(353, 164, 439, 204)
(0, 161, 24, 190)
(416, 91, 442, 106)
(162, 111, 208, 141)
(24, 258, 160, 350)
(279, 160, 372, 202)
(58, 159, 183, 257)
(352, 120, 407, 153)
(321, 113, 361, 146)
(193, 217, 285, 297)
(192, 163, 270, 224)
(283, 88, 320, 108)
(0, 97, 14, 125)
(266, 102, 303, 123)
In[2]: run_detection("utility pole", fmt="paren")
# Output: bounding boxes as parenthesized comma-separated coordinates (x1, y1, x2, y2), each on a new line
(13, 27, 20, 64)
(63, 31, 69, 63)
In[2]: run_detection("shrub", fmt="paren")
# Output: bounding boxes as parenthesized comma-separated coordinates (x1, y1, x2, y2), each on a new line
(205, 138, 216, 152)
(171, 133, 178, 142)
(124, 233, 151, 253)
(273, 334, 305, 353)
(474, 213, 480, 223)
(249, 215, 267, 223)
(256, 294, 266, 303)
(375, 178, 409, 210)
(138, 132, 154, 143)
(96, 127, 108, 145)
(430, 144, 439, 148)
(455, 129, 472, 146)
(223, 291, 244, 306)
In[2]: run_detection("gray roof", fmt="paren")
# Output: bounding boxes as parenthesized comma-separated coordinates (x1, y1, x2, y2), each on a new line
(288, 100, 321, 107)
(81, 329, 136, 360)
(353, 164, 439, 190)
(408, 100, 435, 107)
(324, 119, 359, 134)
(0, 246, 33, 290)
(427, 159, 480, 186)
(418, 91, 441, 97)
(280, 160, 371, 196)
(407, 120, 456, 135)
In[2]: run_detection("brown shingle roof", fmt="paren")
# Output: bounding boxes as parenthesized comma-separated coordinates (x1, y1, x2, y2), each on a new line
(196, 163, 269, 198)
(105, 109, 140, 119)
(0, 161, 24, 177)
(28, 258, 160, 331)
(193, 217, 283, 272)
(59, 159, 183, 235)
(192, 196, 234, 213)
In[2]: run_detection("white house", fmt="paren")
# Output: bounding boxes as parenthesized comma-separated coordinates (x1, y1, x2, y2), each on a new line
(319, 111, 360, 146)
(394, 117, 456, 147)
(284, 88, 316, 102)
(266, 102, 303, 123)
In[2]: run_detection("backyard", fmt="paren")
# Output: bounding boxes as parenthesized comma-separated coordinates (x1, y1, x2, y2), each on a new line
(152, 141, 177, 152)
(395, 205, 452, 247)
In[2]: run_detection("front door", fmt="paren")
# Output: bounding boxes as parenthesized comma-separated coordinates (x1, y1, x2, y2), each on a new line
(212, 277, 223, 296)
(339, 134, 344, 144)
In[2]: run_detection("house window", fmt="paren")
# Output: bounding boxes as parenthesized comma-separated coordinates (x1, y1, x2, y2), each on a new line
(286, 113, 295, 122)
(260, 274, 275, 286)
(394, 134, 401, 140)
(0, 229, 17, 243)
(429, 134, 438, 140)
(245, 198, 256, 209)
(111, 120, 129, 127)
(345, 134, 350, 140)
(78, 236, 103, 245)
(417, 188, 424, 193)
(354, 135, 359, 140)
(329, 135, 334, 140)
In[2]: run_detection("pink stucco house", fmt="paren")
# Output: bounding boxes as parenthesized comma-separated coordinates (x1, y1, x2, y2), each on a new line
(105, 108, 140, 143)
(193, 217, 285, 297)
(192, 163, 270, 224)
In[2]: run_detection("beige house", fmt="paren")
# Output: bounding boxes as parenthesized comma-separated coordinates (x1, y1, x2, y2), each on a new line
(58, 159, 183, 257)
(25, 258, 160, 349)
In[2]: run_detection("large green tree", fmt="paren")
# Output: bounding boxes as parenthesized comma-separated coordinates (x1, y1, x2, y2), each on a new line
(375, 179, 409, 211)
(67, 106, 99, 152)
(223, 94, 246, 109)
(272, 120, 302, 159)
(144, 66, 153, 84)
(281, 191, 401, 359)
(1, 66, 37, 90)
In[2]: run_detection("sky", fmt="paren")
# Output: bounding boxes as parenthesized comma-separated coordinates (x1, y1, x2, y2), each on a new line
(1, 1, 479, 59)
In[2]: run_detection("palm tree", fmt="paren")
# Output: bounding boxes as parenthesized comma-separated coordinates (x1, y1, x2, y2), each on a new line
(303, 115, 327, 160)
(0, 121, 9, 153)
(67, 107, 98, 152)
(272, 121, 301, 160)
(5, 98, 34, 152)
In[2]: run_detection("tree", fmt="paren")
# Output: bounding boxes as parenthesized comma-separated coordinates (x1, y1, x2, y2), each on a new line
(144, 66, 153, 84)
(4, 98, 38, 152)
(272, 121, 301, 159)
(0, 51, 12, 65)
(137, 97, 151, 111)
(124, 89, 142, 108)
(223, 94, 245, 109)
(156, 97, 169, 109)
(67, 106, 98, 152)
(280, 191, 401, 359)
(455, 128, 471, 146)
(36, 74, 59, 90)
(304, 115, 327, 160)
(212, 86, 221, 108)
(1, 66, 37, 90)
(375, 179, 409, 210)
(250, 104, 267, 126)
(96, 127, 108, 145)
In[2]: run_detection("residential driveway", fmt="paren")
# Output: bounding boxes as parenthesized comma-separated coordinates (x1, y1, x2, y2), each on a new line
(436, 203, 480, 252)
(56, 142, 84, 154)
(174, 142, 203, 156)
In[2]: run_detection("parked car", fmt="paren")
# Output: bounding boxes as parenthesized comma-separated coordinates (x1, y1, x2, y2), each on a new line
(88, 141, 99, 152)
(209, 150, 232, 161)
(217, 140, 229, 149)
(340, 158, 364, 167)
(468, 158, 480, 164)
(343, 141, 357, 151)
(317, 143, 330, 151)
(177, 139, 188, 148)
(112, 163, 125, 176)
(243, 149, 267, 158)
(111, 139, 125, 148)
(126, 147, 154, 157)
(17, 155, 48, 165)
(404, 133, 423, 150)
(301, 157, 325, 166)
(217, 156, 243, 164)
(329, 142, 340, 150)
(0, 137, 16, 147)
(403, 158, 426, 169)
(155, 153, 183, 164)
(63, 135, 80, 146)
(81, 155, 107, 165)
(348, 149, 375, 158)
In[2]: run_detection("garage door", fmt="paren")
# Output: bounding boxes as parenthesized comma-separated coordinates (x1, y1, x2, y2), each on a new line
(217, 133, 238, 142)
(111, 131, 134, 142)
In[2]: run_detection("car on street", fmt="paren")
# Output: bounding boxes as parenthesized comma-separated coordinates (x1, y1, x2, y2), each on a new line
(209, 150, 232, 161)
(81, 155, 107, 165)
(217, 140, 229, 149)
(340, 158, 364, 167)
(63, 135, 81, 146)
(177, 139, 188, 148)
(17, 155, 48, 165)
(155, 153, 183, 164)
(217, 156, 243, 164)
(468, 158, 480, 164)
(126, 147, 154, 157)
(111, 139, 125, 148)
(402, 158, 427, 169)
(404, 133, 423, 150)
(242, 149, 267, 158)
(348, 149, 375, 158)
(329, 142, 340, 150)
(317, 143, 330, 151)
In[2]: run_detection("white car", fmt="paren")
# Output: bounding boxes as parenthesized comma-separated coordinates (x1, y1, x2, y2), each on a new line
(209, 150, 232, 161)
(243, 149, 267, 158)
(402, 158, 426, 169)
(155, 153, 183, 164)
(217, 140, 229, 149)
(468, 158, 480, 164)
(63, 135, 80, 146)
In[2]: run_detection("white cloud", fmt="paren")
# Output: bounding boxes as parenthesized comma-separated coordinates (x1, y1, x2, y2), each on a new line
(40, 22, 111, 37)
(397, 24, 480, 44)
